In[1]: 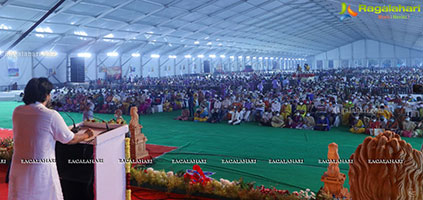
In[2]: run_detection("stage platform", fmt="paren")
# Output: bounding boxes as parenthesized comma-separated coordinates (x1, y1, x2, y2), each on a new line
(0, 101, 422, 193)
(0, 126, 178, 200)
(0, 90, 22, 101)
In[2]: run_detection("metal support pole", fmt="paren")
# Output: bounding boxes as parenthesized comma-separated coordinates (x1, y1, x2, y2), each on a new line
(66, 53, 69, 82)
(119, 56, 122, 76)
(173, 58, 176, 76)
(188, 58, 191, 74)
(140, 55, 143, 77)
(95, 54, 98, 80)
(31, 53, 34, 78)
(158, 58, 161, 78)
(351, 43, 354, 68)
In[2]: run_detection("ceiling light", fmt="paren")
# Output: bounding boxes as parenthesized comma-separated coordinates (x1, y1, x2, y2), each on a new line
(220, 55, 225, 58)
(74, 31, 87, 36)
(209, 54, 216, 58)
(104, 34, 115, 42)
(0, 24, 11, 30)
(151, 54, 160, 58)
(35, 27, 52, 38)
(131, 53, 140, 57)
(197, 55, 204, 58)
(107, 52, 119, 57)
(77, 52, 92, 58)
(169, 55, 177, 59)
(36, 27, 52, 33)
(184, 55, 192, 58)
(74, 31, 88, 40)
(35, 27, 53, 38)
(104, 33, 115, 38)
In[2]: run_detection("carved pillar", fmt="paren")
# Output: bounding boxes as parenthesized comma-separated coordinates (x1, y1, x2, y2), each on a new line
(321, 143, 349, 199)
(129, 106, 149, 159)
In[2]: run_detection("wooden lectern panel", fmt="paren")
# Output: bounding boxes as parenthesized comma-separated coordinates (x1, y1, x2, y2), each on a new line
(56, 123, 127, 200)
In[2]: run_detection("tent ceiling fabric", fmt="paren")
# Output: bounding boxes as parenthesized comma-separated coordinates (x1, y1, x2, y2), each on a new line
(0, 0, 420, 56)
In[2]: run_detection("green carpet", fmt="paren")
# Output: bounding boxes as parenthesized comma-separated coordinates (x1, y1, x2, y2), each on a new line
(1, 101, 423, 192)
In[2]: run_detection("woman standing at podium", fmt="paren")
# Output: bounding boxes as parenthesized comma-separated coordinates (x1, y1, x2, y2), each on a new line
(8, 78, 93, 200)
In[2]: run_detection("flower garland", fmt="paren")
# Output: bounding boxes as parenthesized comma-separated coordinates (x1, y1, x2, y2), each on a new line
(130, 166, 324, 200)
(0, 137, 13, 161)
(125, 137, 131, 200)
(0, 136, 332, 200)
(183, 164, 214, 185)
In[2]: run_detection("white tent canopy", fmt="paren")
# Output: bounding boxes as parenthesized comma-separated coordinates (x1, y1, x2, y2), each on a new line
(0, 0, 367, 56)
(0, 0, 421, 85)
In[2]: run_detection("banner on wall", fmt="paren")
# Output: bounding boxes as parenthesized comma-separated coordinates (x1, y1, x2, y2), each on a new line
(130, 66, 136, 73)
(105, 66, 122, 80)
(47, 68, 56, 76)
(214, 64, 224, 74)
(7, 56, 19, 77)
(8, 68, 19, 77)
(127, 65, 137, 81)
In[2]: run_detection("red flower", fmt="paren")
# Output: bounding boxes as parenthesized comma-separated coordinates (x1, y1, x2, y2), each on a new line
(184, 165, 213, 185)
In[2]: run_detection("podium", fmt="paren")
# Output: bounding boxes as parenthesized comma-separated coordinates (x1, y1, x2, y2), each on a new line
(56, 123, 128, 200)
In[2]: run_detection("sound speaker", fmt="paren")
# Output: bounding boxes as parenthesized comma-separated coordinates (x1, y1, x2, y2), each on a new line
(413, 84, 423, 94)
(204, 61, 210, 73)
(70, 57, 85, 82)
(244, 65, 253, 72)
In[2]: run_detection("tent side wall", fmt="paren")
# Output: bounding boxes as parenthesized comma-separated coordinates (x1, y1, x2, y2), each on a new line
(0, 53, 68, 89)
(0, 51, 299, 88)
(309, 39, 423, 69)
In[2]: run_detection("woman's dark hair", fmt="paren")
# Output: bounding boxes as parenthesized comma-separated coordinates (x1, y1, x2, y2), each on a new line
(23, 78, 53, 105)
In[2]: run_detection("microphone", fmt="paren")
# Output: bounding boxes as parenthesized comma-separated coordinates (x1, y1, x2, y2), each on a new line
(92, 116, 111, 131)
(63, 112, 80, 133)
(52, 101, 80, 133)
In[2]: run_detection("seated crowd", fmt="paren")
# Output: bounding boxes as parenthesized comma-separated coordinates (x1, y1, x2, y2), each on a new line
(51, 67, 423, 137)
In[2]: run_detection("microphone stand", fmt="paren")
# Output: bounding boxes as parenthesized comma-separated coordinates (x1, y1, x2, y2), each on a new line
(92, 116, 111, 131)
(63, 112, 80, 133)
(49, 101, 80, 133)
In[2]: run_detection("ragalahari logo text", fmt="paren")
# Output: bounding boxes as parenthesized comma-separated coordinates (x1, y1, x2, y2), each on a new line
(339, 2, 358, 21)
